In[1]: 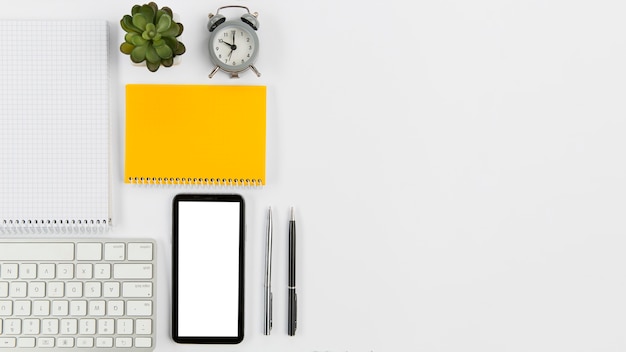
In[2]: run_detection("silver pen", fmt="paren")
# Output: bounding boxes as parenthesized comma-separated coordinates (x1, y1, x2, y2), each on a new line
(263, 207, 273, 335)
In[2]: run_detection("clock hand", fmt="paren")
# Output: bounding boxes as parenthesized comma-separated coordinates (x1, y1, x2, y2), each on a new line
(219, 39, 235, 48)
(219, 39, 238, 53)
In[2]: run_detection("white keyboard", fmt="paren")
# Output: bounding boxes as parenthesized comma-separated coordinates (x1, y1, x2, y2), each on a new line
(0, 238, 156, 351)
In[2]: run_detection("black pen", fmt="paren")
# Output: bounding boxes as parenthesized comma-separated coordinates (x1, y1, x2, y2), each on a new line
(288, 206, 297, 336)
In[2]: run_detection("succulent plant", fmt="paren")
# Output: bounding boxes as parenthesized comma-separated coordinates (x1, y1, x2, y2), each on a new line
(120, 2, 186, 72)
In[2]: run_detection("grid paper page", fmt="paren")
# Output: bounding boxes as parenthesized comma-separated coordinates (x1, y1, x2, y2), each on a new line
(0, 20, 110, 232)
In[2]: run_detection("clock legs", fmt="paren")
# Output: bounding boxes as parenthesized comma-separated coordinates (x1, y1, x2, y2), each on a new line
(208, 65, 261, 79)
(250, 65, 261, 77)
(208, 66, 220, 78)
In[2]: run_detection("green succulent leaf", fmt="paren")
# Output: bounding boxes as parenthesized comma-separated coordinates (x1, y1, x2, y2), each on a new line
(139, 4, 155, 24)
(162, 57, 174, 67)
(162, 6, 173, 17)
(125, 32, 139, 42)
(132, 13, 148, 30)
(155, 9, 166, 23)
(173, 41, 186, 56)
(131, 5, 141, 16)
(146, 60, 160, 72)
(141, 24, 161, 41)
(155, 42, 173, 59)
(176, 22, 184, 37)
(156, 14, 172, 33)
(120, 42, 135, 55)
(121, 15, 141, 33)
(130, 44, 148, 63)
(145, 45, 160, 64)
(147, 2, 159, 15)
(130, 34, 147, 46)
(162, 37, 177, 48)
(160, 22, 180, 38)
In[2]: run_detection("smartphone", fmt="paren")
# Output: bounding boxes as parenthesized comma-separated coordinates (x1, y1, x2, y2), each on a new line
(172, 194, 245, 344)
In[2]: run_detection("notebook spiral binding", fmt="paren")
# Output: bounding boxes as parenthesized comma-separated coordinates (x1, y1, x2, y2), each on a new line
(127, 176, 264, 186)
(0, 219, 110, 234)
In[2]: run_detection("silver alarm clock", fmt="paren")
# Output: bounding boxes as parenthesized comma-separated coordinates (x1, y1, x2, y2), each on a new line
(207, 5, 260, 78)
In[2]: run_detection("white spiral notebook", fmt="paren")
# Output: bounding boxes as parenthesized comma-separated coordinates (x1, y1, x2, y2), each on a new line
(0, 20, 111, 232)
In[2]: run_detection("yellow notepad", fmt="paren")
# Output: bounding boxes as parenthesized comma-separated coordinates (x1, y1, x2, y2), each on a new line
(125, 84, 266, 186)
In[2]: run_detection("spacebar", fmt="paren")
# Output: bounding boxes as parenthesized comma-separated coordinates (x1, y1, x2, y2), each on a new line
(0, 242, 75, 260)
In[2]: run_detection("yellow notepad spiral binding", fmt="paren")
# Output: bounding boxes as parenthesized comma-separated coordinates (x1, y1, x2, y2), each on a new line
(124, 84, 266, 186)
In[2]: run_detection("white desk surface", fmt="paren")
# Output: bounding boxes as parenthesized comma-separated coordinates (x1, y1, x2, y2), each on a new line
(5, 1, 626, 351)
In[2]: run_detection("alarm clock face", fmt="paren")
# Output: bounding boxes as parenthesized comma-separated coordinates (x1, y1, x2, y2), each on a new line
(210, 22, 259, 73)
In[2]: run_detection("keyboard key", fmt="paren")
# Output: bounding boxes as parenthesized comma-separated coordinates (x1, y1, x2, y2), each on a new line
(60, 319, 77, 334)
(28, 282, 45, 298)
(22, 319, 39, 334)
(19, 264, 37, 279)
(48, 282, 64, 298)
(89, 301, 106, 316)
(38, 337, 54, 347)
(42, 319, 58, 334)
(16, 337, 35, 348)
(57, 264, 74, 279)
(14, 300, 31, 316)
(94, 263, 111, 279)
(127, 301, 152, 316)
(104, 243, 125, 261)
(103, 282, 120, 298)
(69, 300, 87, 316)
(76, 264, 92, 279)
(135, 319, 152, 335)
(128, 242, 153, 261)
(0, 301, 12, 315)
(97, 319, 114, 335)
(123, 282, 153, 298)
(33, 300, 50, 316)
(96, 337, 113, 348)
(4, 319, 21, 334)
(52, 301, 69, 316)
(0, 243, 74, 261)
(113, 264, 152, 279)
(38, 264, 55, 279)
(116, 337, 133, 347)
(117, 319, 133, 334)
(66, 282, 82, 298)
(76, 242, 102, 261)
(76, 337, 94, 348)
(79, 319, 96, 335)
(9, 282, 27, 298)
(135, 337, 152, 348)
(0, 338, 16, 348)
(57, 337, 74, 347)
(85, 282, 101, 298)
(1, 264, 18, 279)
(108, 301, 124, 316)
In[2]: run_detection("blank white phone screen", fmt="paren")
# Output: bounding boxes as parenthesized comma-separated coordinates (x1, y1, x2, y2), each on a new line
(177, 200, 241, 337)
